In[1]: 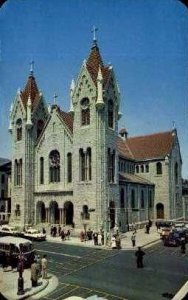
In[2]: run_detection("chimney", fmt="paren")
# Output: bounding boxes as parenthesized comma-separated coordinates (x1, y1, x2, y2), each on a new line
(119, 128, 128, 140)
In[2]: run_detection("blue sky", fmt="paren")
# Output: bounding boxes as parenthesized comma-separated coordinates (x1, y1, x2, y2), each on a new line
(0, 0, 188, 177)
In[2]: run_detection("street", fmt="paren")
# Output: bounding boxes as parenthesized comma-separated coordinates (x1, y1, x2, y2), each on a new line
(33, 240, 188, 300)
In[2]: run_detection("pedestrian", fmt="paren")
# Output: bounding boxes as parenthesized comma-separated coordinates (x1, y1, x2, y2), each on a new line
(148, 219, 152, 228)
(135, 246, 145, 268)
(131, 233, 136, 247)
(58, 225, 61, 236)
(42, 227, 46, 234)
(61, 229, 65, 241)
(80, 230, 85, 242)
(30, 259, 38, 287)
(98, 232, 102, 246)
(181, 237, 186, 254)
(115, 234, 121, 249)
(93, 232, 98, 246)
(145, 223, 150, 234)
(36, 255, 42, 277)
(111, 235, 117, 249)
(41, 254, 48, 279)
(133, 222, 137, 233)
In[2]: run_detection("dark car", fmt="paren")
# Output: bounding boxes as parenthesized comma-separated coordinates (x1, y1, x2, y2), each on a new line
(163, 232, 181, 247)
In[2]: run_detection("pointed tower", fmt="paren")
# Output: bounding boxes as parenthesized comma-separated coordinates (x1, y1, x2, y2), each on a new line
(9, 65, 48, 227)
(72, 34, 121, 234)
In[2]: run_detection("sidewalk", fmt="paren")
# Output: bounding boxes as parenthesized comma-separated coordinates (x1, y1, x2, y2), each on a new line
(46, 226, 161, 250)
(0, 227, 160, 300)
(0, 268, 58, 300)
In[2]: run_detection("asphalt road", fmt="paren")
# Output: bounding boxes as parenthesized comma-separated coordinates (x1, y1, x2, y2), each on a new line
(33, 240, 188, 300)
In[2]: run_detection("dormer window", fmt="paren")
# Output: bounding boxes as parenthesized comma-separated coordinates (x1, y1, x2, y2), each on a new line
(81, 98, 90, 126)
(16, 119, 22, 141)
(108, 99, 114, 128)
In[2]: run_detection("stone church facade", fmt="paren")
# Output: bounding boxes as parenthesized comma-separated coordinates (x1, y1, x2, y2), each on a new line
(8, 40, 183, 232)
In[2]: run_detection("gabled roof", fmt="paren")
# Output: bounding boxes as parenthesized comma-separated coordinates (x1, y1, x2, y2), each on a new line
(116, 136, 134, 160)
(86, 43, 111, 86)
(124, 131, 175, 161)
(119, 172, 154, 185)
(20, 74, 40, 109)
(57, 108, 73, 134)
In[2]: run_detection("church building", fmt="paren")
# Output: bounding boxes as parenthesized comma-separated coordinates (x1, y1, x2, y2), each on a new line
(8, 37, 183, 232)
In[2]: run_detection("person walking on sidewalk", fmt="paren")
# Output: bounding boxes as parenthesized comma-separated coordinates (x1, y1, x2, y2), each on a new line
(131, 232, 136, 247)
(30, 260, 38, 287)
(41, 254, 48, 279)
(135, 246, 145, 268)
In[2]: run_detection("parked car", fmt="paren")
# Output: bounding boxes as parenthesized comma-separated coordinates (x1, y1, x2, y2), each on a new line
(163, 232, 181, 247)
(0, 225, 19, 237)
(160, 227, 171, 239)
(21, 228, 46, 241)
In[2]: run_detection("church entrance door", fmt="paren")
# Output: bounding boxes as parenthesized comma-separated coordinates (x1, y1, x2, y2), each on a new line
(49, 201, 59, 224)
(156, 203, 164, 219)
(64, 201, 74, 225)
(36, 201, 46, 223)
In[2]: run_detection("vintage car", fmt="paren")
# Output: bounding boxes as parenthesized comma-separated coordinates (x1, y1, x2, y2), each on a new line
(163, 232, 181, 247)
(160, 227, 171, 239)
(0, 225, 19, 237)
(21, 228, 46, 241)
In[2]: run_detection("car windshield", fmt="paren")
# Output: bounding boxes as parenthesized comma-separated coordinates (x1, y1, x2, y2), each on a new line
(19, 243, 33, 252)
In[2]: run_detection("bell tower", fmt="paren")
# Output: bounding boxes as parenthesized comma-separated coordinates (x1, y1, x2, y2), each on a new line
(71, 32, 121, 232)
(9, 63, 48, 227)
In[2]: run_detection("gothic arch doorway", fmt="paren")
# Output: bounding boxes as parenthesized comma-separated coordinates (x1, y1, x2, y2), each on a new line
(64, 201, 74, 225)
(156, 203, 164, 219)
(36, 201, 46, 223)
(49, 201, 59, 224)
(109, 201, 115, 229)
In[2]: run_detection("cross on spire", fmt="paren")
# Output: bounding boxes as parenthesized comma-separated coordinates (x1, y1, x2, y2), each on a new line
(92, 26, 98, 42)
(30, 60, 34, 75)
(53, 93, 58, 105)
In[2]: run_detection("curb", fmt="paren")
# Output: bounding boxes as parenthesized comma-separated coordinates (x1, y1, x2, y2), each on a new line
(172, 280, 188, 300)
(19, 279, 49, 300)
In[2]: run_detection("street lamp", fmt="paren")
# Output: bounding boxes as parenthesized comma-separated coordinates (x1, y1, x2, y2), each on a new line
(17, 244, 25, 295)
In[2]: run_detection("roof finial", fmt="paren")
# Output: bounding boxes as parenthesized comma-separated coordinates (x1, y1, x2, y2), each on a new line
(53, 93, 58, 105)
(172, 120, 176, 130)
(92, 26, 98, 45)
(30, 60, 34, 75)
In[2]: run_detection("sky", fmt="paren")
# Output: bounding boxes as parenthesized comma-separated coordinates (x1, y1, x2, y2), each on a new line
(0, 0, 188, 177)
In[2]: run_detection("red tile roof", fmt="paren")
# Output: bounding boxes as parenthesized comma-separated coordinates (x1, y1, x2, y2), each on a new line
(124, 131, 175, 160)
(116, 136, 134, 160)
(86, 44, 111, 86)
(58, 108, 73, 133)
(20, 75, 40, 109)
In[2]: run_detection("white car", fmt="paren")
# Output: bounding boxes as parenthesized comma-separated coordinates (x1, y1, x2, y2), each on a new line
(0, 225, 19, 237)
(21, 228, 46, 241)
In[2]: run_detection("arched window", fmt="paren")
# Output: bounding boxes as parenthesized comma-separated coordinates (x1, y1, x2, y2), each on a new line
(81, 205, 90, 220)
(16, 119, 22, 141)
(136, 165, 139, 173)
(108, 99, 114, 128)
(81, 98, 90, 126)
(37, 120, 44, 138)
(146, 164, 149, 173)
(14, 159, 22, 186)
(141, 190, 145, 209)
(67, 153, 72, 183)
(49, 150, 60, 182)
(175, 162, 178, 185)
(131, 190, 135, 209)
(40, 157, 44, 184)
(156, 162, 162, 175)
(108, 148, 115, 183)
(141, 165, 144, 173)
(87, 148, 92, 181)
(120, 188, 125, 208)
